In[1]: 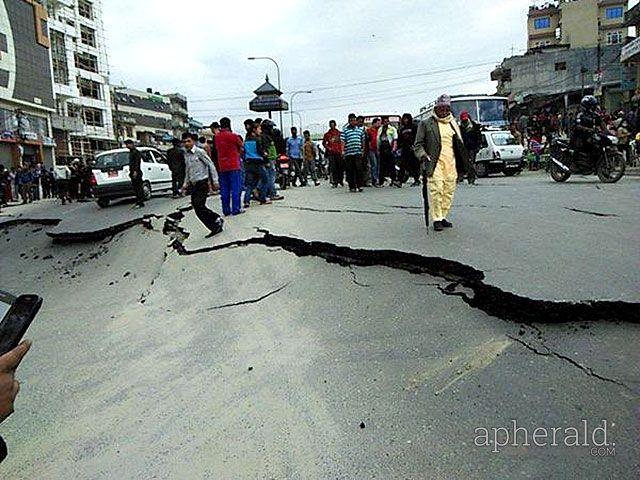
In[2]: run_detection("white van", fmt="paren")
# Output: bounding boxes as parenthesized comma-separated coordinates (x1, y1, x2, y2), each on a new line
(92, 147, 173, 207)
(475, 131, 525, 177)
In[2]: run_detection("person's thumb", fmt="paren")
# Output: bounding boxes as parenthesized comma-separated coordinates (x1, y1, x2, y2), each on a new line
(0, 341, 31, 372)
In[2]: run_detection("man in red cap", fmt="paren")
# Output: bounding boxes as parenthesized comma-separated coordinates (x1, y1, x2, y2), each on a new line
(459, 110, 481, 184)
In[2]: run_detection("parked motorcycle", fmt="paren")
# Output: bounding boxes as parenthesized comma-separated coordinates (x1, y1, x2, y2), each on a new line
(549, 133, 625, 183)
(276, 154, 290, 190)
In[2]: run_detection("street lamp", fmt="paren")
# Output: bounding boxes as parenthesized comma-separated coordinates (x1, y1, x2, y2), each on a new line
(289, 90, 312, 133)
(291, 111, 303, 132)
(248, 56, 283, 131)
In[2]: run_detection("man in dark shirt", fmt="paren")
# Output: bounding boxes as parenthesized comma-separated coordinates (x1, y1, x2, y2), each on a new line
(166, 139, 186, 197)
(125, 139, 145, 208)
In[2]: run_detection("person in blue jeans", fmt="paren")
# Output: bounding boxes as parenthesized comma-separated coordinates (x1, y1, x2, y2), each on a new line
(215, 117, 245, 216)
(243, 121, 270, 207)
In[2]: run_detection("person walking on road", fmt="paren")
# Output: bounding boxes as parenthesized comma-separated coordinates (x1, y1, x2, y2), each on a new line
(459, 111, 480, 184)
(414, 94, 470, 232)
(341, 113, 367, 192)
(366, 118, 381, 187)
(323, 120, 344, 187)
(286, 127, 304, 187)
(125, 140, 145, 208)
(166, 139, 186, 197)
(215, 117, 244, 216)
(377, 116, 398, 186)
(181, 133, 223, 238)
(302, 130, 320, 186)
(397, 113, 420, 187)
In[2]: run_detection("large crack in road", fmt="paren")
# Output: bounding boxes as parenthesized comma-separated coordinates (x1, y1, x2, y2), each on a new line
(168, 228, 639, 326)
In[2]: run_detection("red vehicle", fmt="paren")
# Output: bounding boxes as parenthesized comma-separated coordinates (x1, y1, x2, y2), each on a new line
(276, 154, 291, 190)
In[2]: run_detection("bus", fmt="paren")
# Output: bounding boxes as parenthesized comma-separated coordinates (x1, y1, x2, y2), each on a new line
(415, 95, 510, 128)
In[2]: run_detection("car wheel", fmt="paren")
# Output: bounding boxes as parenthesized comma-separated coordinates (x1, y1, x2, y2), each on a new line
(97, 197, 110, 208)
(475, 162, 489, 178)
(142, 181, 152, 200)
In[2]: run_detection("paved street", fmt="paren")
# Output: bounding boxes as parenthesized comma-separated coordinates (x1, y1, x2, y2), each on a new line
(0, 173, 638, 479)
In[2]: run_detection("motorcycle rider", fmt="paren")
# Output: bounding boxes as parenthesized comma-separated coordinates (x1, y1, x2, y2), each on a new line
(570, 95, 605, 163)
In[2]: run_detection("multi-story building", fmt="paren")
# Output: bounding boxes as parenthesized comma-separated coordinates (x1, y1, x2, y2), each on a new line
(528, 4, 561, 50)
(495, 0, 633, 112)
(0, 0, 56, 167)
(46, 0, 115, 162)
(167, 93, 188, 139)
(112, 87, 173, 145)
(620, 2, 640, 92)
(527, 0, 628, 51)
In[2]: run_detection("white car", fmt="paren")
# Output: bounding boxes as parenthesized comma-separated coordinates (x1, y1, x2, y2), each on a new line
(92, 147, 173, 208)
(475, 131, 525, 177)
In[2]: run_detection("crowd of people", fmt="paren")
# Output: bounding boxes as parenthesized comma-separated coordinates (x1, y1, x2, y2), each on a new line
(0, 158, 95, 212)
(511, 104, 640, 169)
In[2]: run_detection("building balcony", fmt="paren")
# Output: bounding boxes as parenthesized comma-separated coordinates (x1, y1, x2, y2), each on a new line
(51, 114, 83, 132)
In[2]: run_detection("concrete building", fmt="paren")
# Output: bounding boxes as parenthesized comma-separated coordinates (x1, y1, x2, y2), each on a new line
(0, 0, 56, 168)
(492, 44, 635, 112)
(527, 0, 628, 51)
(168, 93, 188, 139)
(528, 4, 561, 50)
(112, 87, 173, 146)
(621, 2, 640, 94)
(46, 0, 116, 162)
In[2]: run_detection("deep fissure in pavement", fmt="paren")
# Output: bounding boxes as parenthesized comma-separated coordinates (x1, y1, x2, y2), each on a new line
(169, 230, 639, 326)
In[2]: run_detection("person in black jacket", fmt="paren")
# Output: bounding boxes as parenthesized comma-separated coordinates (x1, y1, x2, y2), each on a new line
(125, 140, 145, 208)
(166, 139, 186, 197)
(459, 111, 481, 184)
(397, 113, 420, 187)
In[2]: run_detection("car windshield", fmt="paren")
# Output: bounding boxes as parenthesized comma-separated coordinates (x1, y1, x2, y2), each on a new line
(491, 133, 519, 146)
(94, 152, 130, 169)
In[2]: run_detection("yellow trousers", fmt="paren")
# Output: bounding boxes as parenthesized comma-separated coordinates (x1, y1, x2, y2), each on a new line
(428, 158, 457, 222)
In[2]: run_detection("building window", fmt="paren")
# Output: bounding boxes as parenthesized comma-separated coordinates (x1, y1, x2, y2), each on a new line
(67, 103, 81, 118)
(77, 77, 102, 99)
(83, 107, 103, 127)
(78, 0, 94, 20)
(79, 25, 96, 47)
(605, 7, 624, 20)
(555, 62, 567, 71)
(50, 30, 69, 85)
(534, 17, 551, 29)
(607, 31, 623, 45)
(74, 51, 98, 73)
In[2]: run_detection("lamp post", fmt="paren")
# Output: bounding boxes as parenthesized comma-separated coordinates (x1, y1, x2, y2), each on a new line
(289, 90, 312, 132)
(248, 56, 283, 131)
(291, 111, 303, 132)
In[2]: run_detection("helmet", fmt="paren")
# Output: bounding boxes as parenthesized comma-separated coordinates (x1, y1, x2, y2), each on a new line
(581, 95, 599, 112)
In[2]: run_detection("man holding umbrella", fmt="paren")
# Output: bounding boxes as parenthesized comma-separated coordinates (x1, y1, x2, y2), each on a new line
(414, 94, 470, 232)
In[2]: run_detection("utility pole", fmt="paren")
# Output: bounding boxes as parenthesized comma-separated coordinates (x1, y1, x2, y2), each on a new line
(595, 19, 603, 99)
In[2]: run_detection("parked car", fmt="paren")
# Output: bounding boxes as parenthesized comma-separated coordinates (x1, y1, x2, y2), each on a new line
(92, 147, 172, 207)
(475, 131, 525, 177)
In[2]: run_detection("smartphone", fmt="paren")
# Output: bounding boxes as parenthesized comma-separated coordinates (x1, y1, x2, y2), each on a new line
(0, 291, 42, 356)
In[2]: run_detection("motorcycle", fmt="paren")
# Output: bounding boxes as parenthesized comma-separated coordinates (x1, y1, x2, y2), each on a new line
(549, 133, 625, 183)
(276, 154, 290, 190)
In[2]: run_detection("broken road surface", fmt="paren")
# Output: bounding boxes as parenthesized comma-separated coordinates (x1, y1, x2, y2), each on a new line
(0, 175, 638, 478)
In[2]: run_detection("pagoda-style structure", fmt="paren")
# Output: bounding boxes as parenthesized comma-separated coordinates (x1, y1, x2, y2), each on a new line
(249, 75, 289, 119)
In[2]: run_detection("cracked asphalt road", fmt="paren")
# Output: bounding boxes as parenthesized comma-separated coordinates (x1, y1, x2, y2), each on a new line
(0, 174, 638, 479)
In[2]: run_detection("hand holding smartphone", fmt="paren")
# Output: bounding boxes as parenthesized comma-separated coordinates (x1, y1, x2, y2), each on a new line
(0, 291, 41, 463)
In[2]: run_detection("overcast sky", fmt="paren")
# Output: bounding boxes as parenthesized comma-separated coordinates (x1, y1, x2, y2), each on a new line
(103, 0, 531, 133)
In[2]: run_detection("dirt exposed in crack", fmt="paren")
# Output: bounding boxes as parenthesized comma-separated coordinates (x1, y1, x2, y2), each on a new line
(563, 207, 619, 218)
(168, 229, 639, 325)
